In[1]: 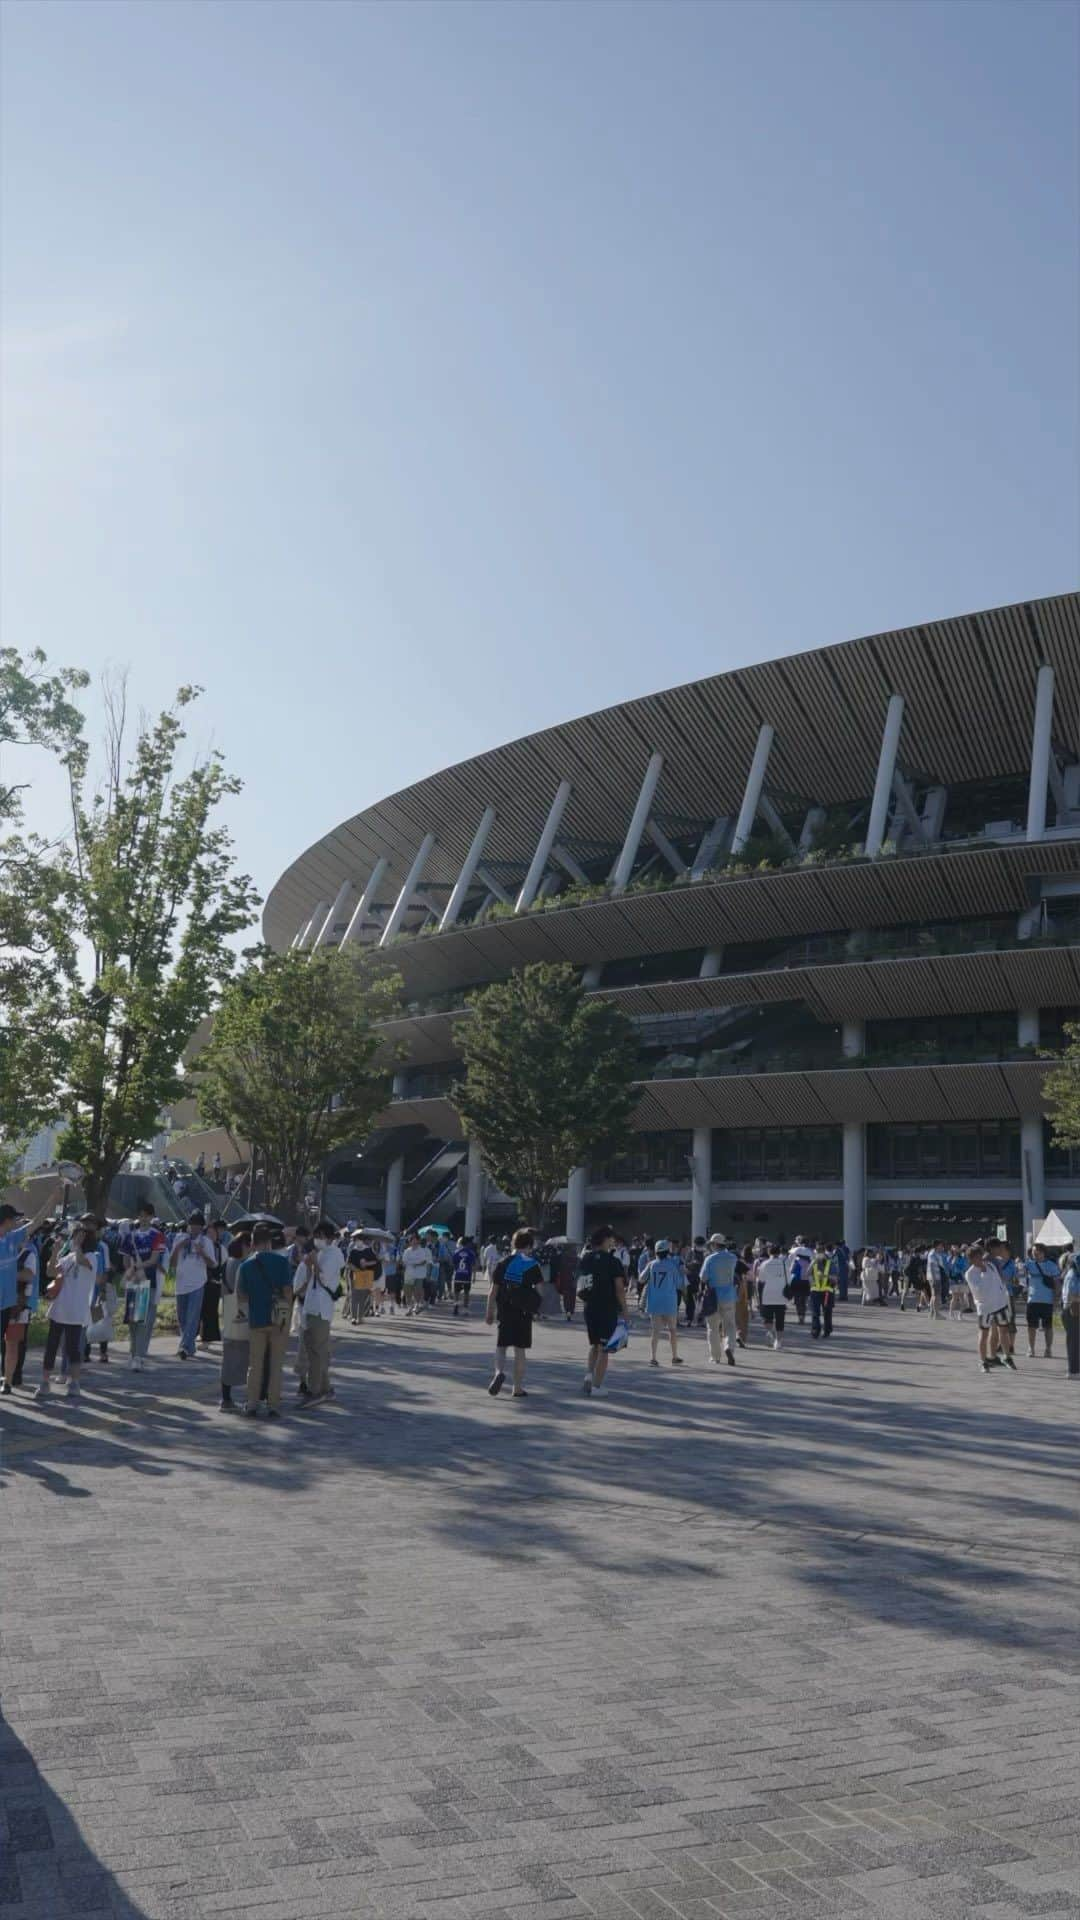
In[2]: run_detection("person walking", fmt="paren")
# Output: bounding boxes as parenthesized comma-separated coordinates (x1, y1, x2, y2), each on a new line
(238, 1224, 294, 1418)
(683, 1237, 706, 1328)
(120, 1202, 167, 1370)
(927, 1240, 949, 1316)
(169, 1212, 215, 1359)
(861, 1247, 883, 1306)
(451, 1236, 478, 1316)
(700, 1233, 738, 1367)
(401, 1231, 430, 1314)
(756, 1243, 791, 1350)
(1062, 1252, 1079, 1380)
(642, 1238, 684, 1368)
(197, 1219, 226, 1350)
(834, 1238, 851, 1303)
(380, 1236, 400, 1313)
(809, 1243, 836, 1340)
(965, 1241, 1017, 1374)
(1022, 1243, 1059, 1360)
(486, 1228, 543, 1398)
(577, 1225, 626, 1397)
(787, 1236, 813, 1324)
(35, 1224, 100, 1402)
(2, 1232, 38, 1395)
(734, 1241, 753, 1346)
(218, 1229, 251, 1411)
(346, 1236, 381, 1322)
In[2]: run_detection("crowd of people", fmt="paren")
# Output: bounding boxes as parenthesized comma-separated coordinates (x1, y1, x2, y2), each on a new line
(1, 1197, 1078, 1416)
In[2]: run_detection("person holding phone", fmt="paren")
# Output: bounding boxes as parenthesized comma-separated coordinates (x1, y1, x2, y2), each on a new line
(168, 1211, 215, 1359)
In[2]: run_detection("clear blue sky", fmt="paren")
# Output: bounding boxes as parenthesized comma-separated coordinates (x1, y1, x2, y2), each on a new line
(3, 0, 1077, 904)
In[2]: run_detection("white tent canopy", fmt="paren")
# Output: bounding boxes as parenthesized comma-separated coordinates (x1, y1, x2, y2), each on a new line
(1034, 1209, 1080, 1247)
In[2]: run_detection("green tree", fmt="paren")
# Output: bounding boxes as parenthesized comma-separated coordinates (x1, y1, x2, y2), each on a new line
(0, 646, 87, 1144)
(194, 945, 401, 1221)
(1044, 1020, 1080, 1149)
(453, 962, 640, 1230)
(55, 684, 258, 1212)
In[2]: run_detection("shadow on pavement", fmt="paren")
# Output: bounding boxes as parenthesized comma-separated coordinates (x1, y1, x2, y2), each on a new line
(0, 1715, 151, 1917)
(1, 1309, 1074, 1661)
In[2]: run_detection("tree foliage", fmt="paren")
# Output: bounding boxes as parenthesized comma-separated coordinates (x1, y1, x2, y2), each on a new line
(453, 962, 640, 1229)
(194, 946, 401, 1221)
(0, 647, 87, 1144)
(55, 684, 258, 1211)
(1044, 1020, 1080, 1150)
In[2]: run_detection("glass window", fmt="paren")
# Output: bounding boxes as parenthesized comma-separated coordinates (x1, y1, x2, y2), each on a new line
(948, 1127, 979, 1179)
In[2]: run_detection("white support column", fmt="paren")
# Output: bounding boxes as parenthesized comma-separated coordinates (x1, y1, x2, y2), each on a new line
(465, 1138, 485, 1239)
(730, 724, 774, 856)
(313, 880, 354, 950)
(291, 915, 315, 950)
(1017, 1005, 1045, 1241)
(341, 857, 388, 947)
(610, 751, 664, 894)
(757, 795, 796, 854)
(379, 833, 436, 947)
(921, 786, 947, 844)
(566, 1165, 588, 1245)
(440, 806, 496, 930)
(517, 779, 572, 912)
(385, 1155, 404, 1235)
(864, 693, 905, 858)
(692, 816, 731, 878)
(842, 1124, 866, 1250)
(699, 948, 723, 979)
(645, 820, 687, 876)
(889, 773, 924, 843)
(1021, 1116, 1046, 1243)
(297, 901, 329, 951)
(552, 844, 590, 886)
(1026, 663, 1055, 841)
(475, 866, 512, 905)
(691, 1126, 712, 1240)
(841, 1017, 866, 1249)
(798, 806, 825, 853)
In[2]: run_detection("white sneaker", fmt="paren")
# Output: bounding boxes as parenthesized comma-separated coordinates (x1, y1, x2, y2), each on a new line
(592, 1383, 604, 1398)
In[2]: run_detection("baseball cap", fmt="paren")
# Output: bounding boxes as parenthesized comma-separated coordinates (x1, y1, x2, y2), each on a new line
(655, 1237, 670, 1253)
(708, 1232, 727, 1247)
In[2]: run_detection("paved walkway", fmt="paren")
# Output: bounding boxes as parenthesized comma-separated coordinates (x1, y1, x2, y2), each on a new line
(1, 1300, 1077, 1920)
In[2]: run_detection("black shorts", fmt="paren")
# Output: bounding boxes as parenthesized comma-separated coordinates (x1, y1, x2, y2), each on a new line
(978, 1306, 1011, 1330)
(585, 1308, 618, 1348)
(761, 1303, 786, 1328)
(496, 1315, 532, 1351)
(453, 1279, 472, 1296)
(1026, 1300, 1053, 1330)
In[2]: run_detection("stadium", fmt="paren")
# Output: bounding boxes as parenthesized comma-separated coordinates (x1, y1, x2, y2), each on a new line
(263, 592, 1080, 1250)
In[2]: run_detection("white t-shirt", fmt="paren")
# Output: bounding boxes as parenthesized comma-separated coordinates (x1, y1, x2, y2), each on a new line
(483, 1242, 499, 1275)
(965, 1262, 1009, 1315)
(402, 1244, 430, 1283)
(303, 1242, 344, 1322)
(49, 1252, 97, 1326)
(757, 1255, 790, 1305)
(174, 1232, 214, 1295)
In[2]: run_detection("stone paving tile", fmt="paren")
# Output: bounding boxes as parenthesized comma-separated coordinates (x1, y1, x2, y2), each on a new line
(1, 1305, 1076, 1918)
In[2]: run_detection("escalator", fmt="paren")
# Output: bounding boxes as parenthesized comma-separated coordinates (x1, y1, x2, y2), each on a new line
(403, 1143, 467, 1233)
